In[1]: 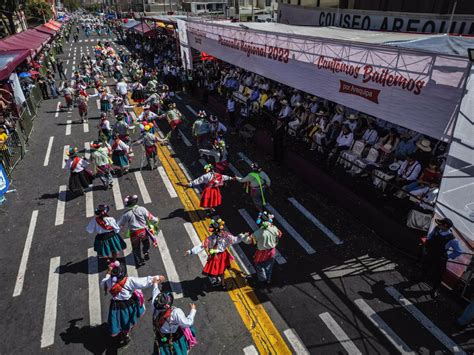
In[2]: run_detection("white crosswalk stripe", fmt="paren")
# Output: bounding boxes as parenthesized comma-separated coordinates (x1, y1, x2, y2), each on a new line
(243, 345, 259, 354)
(13, 210, 39, 297)
(185, 105, 197, 116)
(156, 231, 184, 299)
(178, 129, 192, 146)
(83, 121, 89, 133)
(266, 204, 316, 254)
(87, 248, 102, 326)
(54, 185, 67, 226)
(134, 171, 152, 204)
(41, 256, 60, 348)
(385, 287, 466, 354)
(85, 186, 94, 218)
(288, 198, 342, 245)
(43, 136, 54, 167)
(112, 177, 124, 210)
(354, 299, 414, 354)
(158, 166, 178, 198)
(55, 101, 61, 118)
(183, 223, 208, 266)
(65, 120, 72, 135)
(84, 142, 91, 160)
(283, 329, 310, 355)
(319, 312, 362, 355)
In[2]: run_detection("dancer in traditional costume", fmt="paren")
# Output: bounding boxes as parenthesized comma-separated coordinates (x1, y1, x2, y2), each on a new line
(64, 146, 92, 196)
(181, 164, 234, 214)
(166, 102, 183, 132)
(90, 140, 113, 189)
(209, 115, 227, 140)
(87, 204, 126, 261)
(185, 219, 244, 289)
(152, 290, 197, 355)
(111, 134, 130, 175)
(99, 88, 114, 114)
(98, 113, 112, 141)
(237, 163, 271, 212)
(113, 114, 132, 143)
(137, 106, 158, 123)
(199, 138, 228, 174)
(133, 124, 167, 170)
(131, 81, 145, 103)
(101, 261, 165, 345)
(118, 195, 159, 267)
(192, 110, 211, 148)
(76, 89, 89, 123)
(61, 82, 74, 111)
(242, 211, 282, 284)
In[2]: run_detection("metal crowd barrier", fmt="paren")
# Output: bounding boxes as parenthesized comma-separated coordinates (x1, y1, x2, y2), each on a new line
(0, 129, 25, 177)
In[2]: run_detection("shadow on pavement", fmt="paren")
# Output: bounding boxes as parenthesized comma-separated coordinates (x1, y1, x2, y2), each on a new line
(60, 318, 118, 355)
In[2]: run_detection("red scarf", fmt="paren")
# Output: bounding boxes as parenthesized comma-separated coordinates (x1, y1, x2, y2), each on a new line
(96, 217, 114, 231)
(109, 277, 128, 297)
(70, 157, 81, 171)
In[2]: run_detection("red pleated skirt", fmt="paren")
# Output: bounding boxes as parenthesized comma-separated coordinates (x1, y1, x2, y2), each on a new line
(200, 186, 221, 208)
(202, 250, 231, 277)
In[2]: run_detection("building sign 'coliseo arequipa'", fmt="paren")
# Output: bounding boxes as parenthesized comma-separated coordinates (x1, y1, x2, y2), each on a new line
(185, 20, 470, 140)
(278, 4, 474, 35)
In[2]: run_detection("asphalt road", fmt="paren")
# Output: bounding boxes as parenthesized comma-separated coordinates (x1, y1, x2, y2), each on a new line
(0, 31, 472, 355)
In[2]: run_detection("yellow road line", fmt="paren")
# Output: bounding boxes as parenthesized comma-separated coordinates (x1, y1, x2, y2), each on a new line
(131, 102, 291, 354)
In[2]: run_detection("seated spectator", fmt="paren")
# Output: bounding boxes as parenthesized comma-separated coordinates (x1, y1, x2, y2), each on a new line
(394, 132, 417, 160)
(388, 153, 422, 195)
(402, 159, 441, 194)
(414, 138, 432, 166)
(290, 90, 302, 107)
(375, 128, 400, 163)
(343, 113, 359, 132)
(263, 93, 277, 113)
(360, 119, 379, 146)
(328, 124, 354, 162)
(278, 100, 292, 121)
(309, 96, 319, 114)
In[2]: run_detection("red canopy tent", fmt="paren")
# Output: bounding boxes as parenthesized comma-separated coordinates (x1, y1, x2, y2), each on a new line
(0, 29, 51, 55)
(50, 20, 62, 28)
(0, 49, 31, 81)
(35, 24, 57, 36)
(44, 22, 60, 31)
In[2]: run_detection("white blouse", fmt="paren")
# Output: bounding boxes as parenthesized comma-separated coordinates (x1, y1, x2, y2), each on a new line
(86, 216, 120, 234)
(152, 284, 196, 334)
(101, 275, 156, 301)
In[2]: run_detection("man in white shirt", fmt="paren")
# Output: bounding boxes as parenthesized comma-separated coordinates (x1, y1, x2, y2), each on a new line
(328, 124, 353, 164)
(278, 100, 292, 121)
(116, 79, 128, 101)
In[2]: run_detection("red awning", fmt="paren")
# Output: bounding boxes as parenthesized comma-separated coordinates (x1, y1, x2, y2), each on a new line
(133, 22, 154, 34)
(0, 29, 51, 54)
(44, 22, 60, 31)
(0, 49, 31, 81)
(50, 20, 62, 28)
(35, 25, 57, 36)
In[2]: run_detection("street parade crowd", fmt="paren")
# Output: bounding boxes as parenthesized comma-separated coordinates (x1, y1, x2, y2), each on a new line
(56, 18, 284, 352)
(15, 12, 466, 352)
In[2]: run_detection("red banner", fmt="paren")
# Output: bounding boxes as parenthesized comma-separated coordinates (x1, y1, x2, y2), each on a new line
(339, 80, 380, 104)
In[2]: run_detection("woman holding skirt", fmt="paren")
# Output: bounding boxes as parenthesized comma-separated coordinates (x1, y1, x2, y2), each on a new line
(185, 219, 244, 289)
(64, 147, 92, 196)
(101, 261, 166, 346)
(111, 135, 130, 175)
(152, 289, 198, 354)
(86, 204, 126, 261)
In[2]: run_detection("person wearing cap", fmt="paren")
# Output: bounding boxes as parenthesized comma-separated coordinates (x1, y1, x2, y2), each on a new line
(90, 141, 113, 189)
(192, 111, 211, 148)
(152, 288, 197, 354)
(209, 115, 227, 140)
(419, 218, 462, 298)
(185, 219, 244, 289)
(394, 132, 417, 160)
(86, 204, 126, 261)
(64, 147, 92, 196)
(101, 261, 165, 345)
(415, 138, 433, 166)
(118, 195, 159, 266)
(180, 164, 235, 214)
(241, 211, 282, 284)
(236, 163, 271, 212)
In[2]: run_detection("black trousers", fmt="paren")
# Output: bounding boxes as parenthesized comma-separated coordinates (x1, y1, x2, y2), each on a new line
(421, 256, 447, 291)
